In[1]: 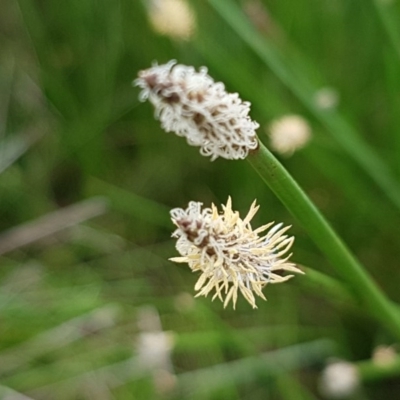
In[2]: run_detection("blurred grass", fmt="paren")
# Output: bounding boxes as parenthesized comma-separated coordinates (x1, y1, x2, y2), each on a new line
(1, 0, 400, 398)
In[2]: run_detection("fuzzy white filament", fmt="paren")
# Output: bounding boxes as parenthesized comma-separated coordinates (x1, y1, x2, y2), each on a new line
(134, 61, 259, 161)
(169, 197, 303, 309)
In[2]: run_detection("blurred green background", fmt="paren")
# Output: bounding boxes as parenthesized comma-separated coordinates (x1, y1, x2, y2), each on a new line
(1, 0, 400, 398)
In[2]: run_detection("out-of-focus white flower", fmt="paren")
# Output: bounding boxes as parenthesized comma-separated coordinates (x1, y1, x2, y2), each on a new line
(319, 360, 360, 398)
(174, 292, 195, 312)
(136, 331, 175, 370)
(136, 306, 175, 370)
(146, 0, 195, 40)
(135, 61, 259, 161)
(268, 115, 311, 156)
(372, 345, 397, 367)
(313, 87, 339, 110)
(169, 197, 302, 309)
(136, 306, 176, 393)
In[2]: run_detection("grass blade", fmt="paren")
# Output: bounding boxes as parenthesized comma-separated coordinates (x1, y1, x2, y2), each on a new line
(0, 197, 107, 255)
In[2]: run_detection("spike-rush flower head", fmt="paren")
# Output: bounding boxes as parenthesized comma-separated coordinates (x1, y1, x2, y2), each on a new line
(135, 61, 259, 160)
(169, 198, 303, 309)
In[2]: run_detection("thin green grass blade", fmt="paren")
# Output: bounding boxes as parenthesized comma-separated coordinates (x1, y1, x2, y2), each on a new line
(0, 132, 42, 175)
(0, 197, 107, 256)
(371, 0, 400, 62)
(86, 177, 171, 229)
(276, 374, 319, 400)
(178, 339, 336, 396)
(0, 305, 119, 376)
(357, 354, 400, 382)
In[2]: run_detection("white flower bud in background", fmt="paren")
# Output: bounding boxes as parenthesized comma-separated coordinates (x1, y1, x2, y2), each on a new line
(135, 61, 259, 161)
(267, 114, 311, 156)
(372, 345, 397, 367)
(146, 0, 195, 40)
(174, 291, 195, 312)
(169, 197, 303, 309)
(313, 87, 340, 110)
(136, 306, 176, 394)
(319, 360, 360, 399)
(136, 331, 175, 370)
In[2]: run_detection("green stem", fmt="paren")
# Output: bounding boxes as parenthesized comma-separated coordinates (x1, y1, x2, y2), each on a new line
(370, 0, 400, 63)
(248, 141, 400, 341)
(358, 355, 400, 382)
(298, 267, 355, 306)
(178, 339, 336, 395)
(85, 177, 171, 228)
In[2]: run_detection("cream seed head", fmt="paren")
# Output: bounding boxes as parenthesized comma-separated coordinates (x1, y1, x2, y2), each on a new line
(134, 61, 259, 161)
(268, 114, 311, 156)
(169, 197, 303, 309)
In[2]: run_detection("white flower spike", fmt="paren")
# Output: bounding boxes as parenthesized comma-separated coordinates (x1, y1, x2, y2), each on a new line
(135, 61, 259, 161)
(169, 197, 303, 309)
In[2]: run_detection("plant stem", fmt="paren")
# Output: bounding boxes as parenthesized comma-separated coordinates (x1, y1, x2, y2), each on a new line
(358, 355, 400, 382)
(370, 0, 400, 63)
(248, 141, 400, 341)
(86, 177, 171, 228)
(298, 267, 354, 306)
